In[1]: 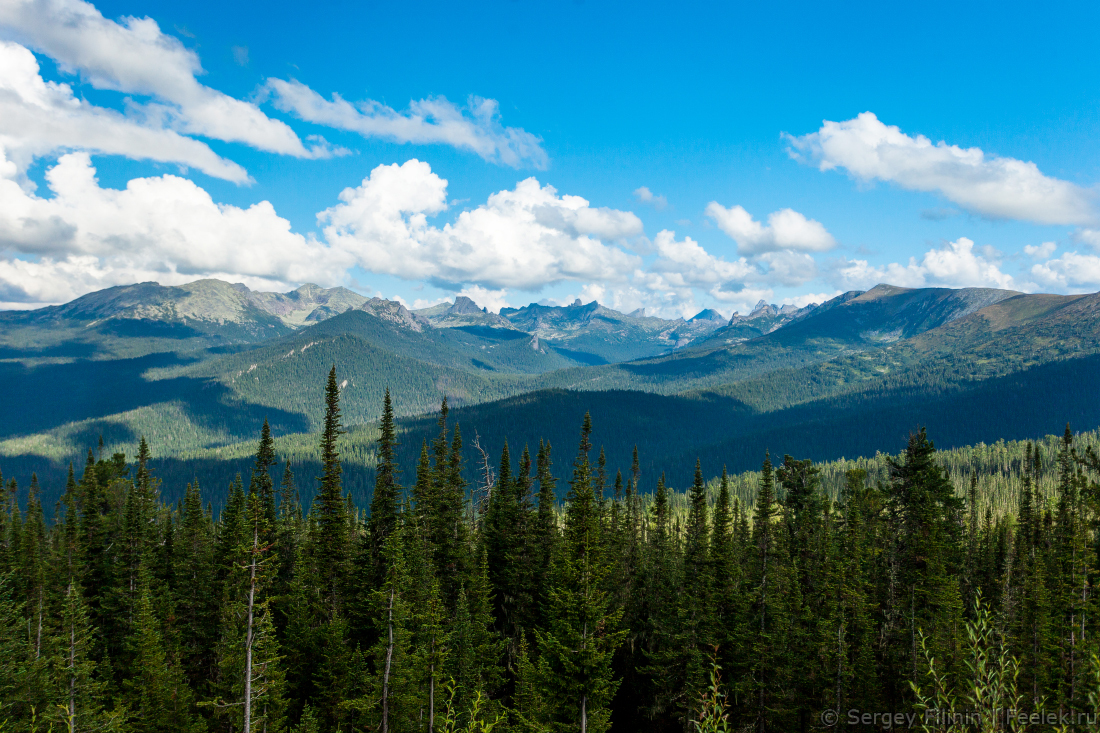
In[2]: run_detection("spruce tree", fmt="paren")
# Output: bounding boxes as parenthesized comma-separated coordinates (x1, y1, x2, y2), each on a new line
(125, 566, 203, 733)
(883, 428, 964, 707)
(368, 389, 402, 590)
(175, 480, 217, 692)
(535, 414, 625, 733)
(314, 365, 349, 615)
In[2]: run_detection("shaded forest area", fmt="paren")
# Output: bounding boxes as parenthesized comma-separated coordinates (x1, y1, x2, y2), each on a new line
(3, 368, 1100, 732)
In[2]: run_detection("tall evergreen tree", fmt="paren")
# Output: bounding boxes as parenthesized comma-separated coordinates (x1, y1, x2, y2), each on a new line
(368, 389, 402, 590)
(314, 366, 349, 615)
(535, 414, 625, 733)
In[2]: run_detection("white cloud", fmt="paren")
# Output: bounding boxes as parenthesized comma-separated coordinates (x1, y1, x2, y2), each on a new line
(410, 296, 451, 311)
(457, 285, 509, 314)
(1030, 251, 1100, 290)
(705, 203, 836, 255)
(781, 291, 840, 309)
(1075, 229, 1100, 251)
(786, 112, 1097, 226)
(0, 150, 838, 320)
(1024, 241, 1057, 259)
(0, 41, 249, 183)
(644, 230, 755, 294)
(0, 150, 341, 303)
(628, 229, 779, 315)
(756, 250, 818, 286)
(264, 79, 547, 169)
(830, 237, 1018, 292)
(633, 186, 667, 210)
(0, 0, 329, 159)
(320, 161, 641, 290)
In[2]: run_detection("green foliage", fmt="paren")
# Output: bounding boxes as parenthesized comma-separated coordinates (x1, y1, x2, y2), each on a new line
(8, 364, 1100, 733)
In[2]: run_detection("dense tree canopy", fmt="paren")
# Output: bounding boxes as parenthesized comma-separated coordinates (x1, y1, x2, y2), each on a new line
(2, 371, 1100, 732)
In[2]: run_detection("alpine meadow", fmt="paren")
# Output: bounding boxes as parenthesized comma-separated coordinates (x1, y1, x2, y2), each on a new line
(3, 0, 1100, 731)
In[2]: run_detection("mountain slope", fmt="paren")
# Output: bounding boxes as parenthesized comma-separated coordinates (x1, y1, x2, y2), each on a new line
(498, 299, 724, 362)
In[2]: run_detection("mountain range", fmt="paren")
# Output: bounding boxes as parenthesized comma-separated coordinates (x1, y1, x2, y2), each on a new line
(2, 278, 1098, 506)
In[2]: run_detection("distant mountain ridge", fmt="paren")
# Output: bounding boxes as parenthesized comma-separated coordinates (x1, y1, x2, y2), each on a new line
(5, 279, 1100, 510)
(16, 279, 370, 339)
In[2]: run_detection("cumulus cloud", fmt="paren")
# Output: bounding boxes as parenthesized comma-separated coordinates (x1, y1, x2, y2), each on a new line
(0, 150, 341, 303)
(457, 285, 509, 314)
(320, 161, 641, 290)
(1030, 252, 1100, 289)
(0, 150, 828, 319)
(1024, 241, 1057, 259)
(705, 203, 836, 256)
(633, 186, 667, 210)
(0, 0, 330, 159)
(830, 237, 1017, 292)
(786, 112, 1098, 226)
(635, 229, 762, 311)
(264, 79, 547, 169)
(1075, 229, 1100, 251)
(781, 291, 841, 309)
(0, 41, 249, 183)
(756, 250, 818, 287)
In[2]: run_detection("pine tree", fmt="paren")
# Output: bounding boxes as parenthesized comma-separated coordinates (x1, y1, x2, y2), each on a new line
(213, 470, 287, 733)
(532, 440, 558, 632)
(274, 460, 302, 638)
(126, 566, 203, 733)
(485, 441, 534, 655)
(357, 523, 416, 733)
(368, 389, 402, 590)
(438, 415, 471, 612)
(708, 467, 744, 711)
(405, 514, 449, 733)
(745, 453, 795, 732)
(883, 428, 964, 707)
(535, 414, 625, 733)
(635, 471, 680, 727)
(314, 365, 349, 615)
(832, 469, 882, 716)
(250, 419, 279, 538)
(175, 480, 217, 692)
(0, 570, 34, 724)
(49, 476, 117, 732)
(448, 547, 505, 725)
(51, 577, 117, 732)
(21, 473, 47, 661)
(649, 459, 713, 729)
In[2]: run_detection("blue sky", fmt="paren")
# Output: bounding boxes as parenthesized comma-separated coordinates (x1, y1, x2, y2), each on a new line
(1, 0, 1099, 317)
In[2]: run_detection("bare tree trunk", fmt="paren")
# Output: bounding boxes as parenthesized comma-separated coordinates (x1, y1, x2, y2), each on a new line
(429, 658, 435, 733)
(581, 619, 588, 733)
(68, 582, 76, 733)
(245, 524, 258, 733)
(471, 432, 496, 519)
(383, 586, 395, 733)
(758, 538, 768, 733)
(35, 593, 43, 659)
(835, 619, 845, 718)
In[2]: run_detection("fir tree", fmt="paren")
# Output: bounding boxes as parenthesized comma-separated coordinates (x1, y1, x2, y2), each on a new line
(314, 366, 349, 615)
(368, 389, 402, 590)
(535, 414, 625, 733)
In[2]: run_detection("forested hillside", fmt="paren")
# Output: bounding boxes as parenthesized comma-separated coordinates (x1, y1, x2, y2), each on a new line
(5, 280, 1100, 514)
(3, 371, 1100, 732)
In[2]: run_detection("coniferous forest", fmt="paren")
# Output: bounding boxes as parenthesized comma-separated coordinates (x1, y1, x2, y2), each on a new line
(5, 367, 1100, 733)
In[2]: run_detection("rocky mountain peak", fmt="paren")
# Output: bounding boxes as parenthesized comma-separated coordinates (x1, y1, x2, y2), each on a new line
(447, 296, 484, 315)
(358, 297, 430, 332)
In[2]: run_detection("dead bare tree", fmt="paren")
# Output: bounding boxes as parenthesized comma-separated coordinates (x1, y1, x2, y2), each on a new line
(470, 431, 496, 522)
